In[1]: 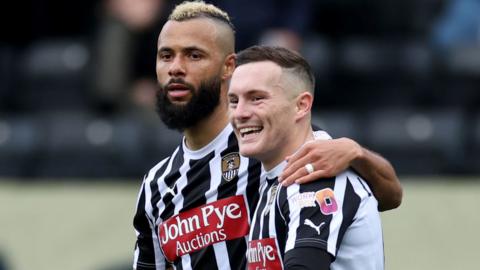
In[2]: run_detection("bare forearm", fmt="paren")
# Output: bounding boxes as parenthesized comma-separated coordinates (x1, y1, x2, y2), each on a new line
(351, 145, 402, 211)
(279, 137, 403, 211)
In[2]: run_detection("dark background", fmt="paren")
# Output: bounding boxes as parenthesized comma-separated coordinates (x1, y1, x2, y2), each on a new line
(0, 0, 479, 179)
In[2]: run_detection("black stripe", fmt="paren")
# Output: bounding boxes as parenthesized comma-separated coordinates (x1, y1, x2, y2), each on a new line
(252, 184, 269, 239)
(174, 261, 182, 270)
(158, 149, 184, 220)
(298, 177, 336, 247)
(276, 186, 289, 259)
(243, 157, 262, 270)
(246, 158, 262, 217)
(336, 177, 361, 252)
(218, 132, 248, 268)
(179, 151, 214, 211)
(190, 244, 218, 269)
(357, 176, 372, 197)
(224, 238, 247, 269)
(231, 136, 262, 269)
(261, 180, 277, 239)
(182, 151, 218, 268)
(133, 180, 156, 266)
(149, 157, 171, 220)
(152, 151, 183, 267)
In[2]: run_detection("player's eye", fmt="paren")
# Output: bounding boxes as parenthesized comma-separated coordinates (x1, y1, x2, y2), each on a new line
(159, 52, 172, 61)
(251, 96, 264, 102)
(189, 51, 203, 60)
(228, 96, 238, 107)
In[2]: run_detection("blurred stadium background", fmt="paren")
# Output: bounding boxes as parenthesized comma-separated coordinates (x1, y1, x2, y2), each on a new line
(0, 0, 479, 269)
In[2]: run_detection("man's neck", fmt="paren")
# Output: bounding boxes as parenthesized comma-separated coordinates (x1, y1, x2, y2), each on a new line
(183, 103, 229, 150)
(263, 124, 315, 171)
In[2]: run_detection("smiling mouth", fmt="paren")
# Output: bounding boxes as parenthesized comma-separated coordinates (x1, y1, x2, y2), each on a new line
(239, 126, 263, 138)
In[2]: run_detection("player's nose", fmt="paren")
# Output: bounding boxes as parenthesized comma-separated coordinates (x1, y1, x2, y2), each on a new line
(168, 56, 186, 77)
(232, 99, 252, 121)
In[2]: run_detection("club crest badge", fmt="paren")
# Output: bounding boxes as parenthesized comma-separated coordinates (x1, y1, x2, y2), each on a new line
(221, 152, 240, 181)
(264, 183, 278, 216)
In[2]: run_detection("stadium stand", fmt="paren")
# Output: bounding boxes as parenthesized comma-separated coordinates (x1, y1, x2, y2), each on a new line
(0, 0, 478, 178)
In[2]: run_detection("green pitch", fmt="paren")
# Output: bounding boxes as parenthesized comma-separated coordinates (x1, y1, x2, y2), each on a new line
(0, 178, 478, 270)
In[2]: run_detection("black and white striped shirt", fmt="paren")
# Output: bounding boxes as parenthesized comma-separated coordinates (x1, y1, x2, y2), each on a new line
(133, 124, 263, 270)
(247, 161, 384, 270)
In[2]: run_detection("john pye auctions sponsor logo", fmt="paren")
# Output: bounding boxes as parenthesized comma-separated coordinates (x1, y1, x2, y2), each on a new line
(158, 195, 249, 262)
(247, 238, 282, 270)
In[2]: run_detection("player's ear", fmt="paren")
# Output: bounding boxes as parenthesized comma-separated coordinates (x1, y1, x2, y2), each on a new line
(222, 53, 236, 80)
(295, 92, 313, 121)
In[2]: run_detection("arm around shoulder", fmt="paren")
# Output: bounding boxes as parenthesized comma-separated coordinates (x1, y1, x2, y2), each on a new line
(279, 137, 402, 211)
(348, 139, 403, 211)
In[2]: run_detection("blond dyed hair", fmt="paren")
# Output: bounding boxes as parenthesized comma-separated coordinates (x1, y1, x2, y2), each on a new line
(168, 1, 235, 31)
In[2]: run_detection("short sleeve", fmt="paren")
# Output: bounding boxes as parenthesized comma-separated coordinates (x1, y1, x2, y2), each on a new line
(278, 171, 361, 258)
(133, 180, 165, 270)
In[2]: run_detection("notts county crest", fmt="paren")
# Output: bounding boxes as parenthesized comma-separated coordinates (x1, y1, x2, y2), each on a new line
(221, 152, 240, 181)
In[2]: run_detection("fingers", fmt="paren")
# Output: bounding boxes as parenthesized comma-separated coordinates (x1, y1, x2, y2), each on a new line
(279, 166, 304, 186)
(294, 170, 328, 184)
(280, 158, 337, 186)
(284, 145, 309, 167)
(280, 143, 315, 178)
(281, 140, 341, 186)
(279, 153, 311, 184)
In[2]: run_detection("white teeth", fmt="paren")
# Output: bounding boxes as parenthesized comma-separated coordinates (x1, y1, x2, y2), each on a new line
(240, 127, 261, 133)
(239, 127, 262, 137)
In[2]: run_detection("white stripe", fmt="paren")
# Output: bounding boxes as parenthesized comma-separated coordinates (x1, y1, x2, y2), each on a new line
(205, 148, 222, 204)
(269, 187, 284, 270)
(213, 241, 230, 270)
(133, 176, 166, 270)
(151, 219, 166, 270)
(327, 173, 347, 256)
(275, 185, 287, 223)
(235, 153, 250, 193)
(349, 171, 372, 199)
(236, 155, 250, 223)
(210, 144, 232, 270)
(148, 148, 182, 268)
(258, 182, 273, 237)
(171, 156, 192, 268)
(144, 157, 171, 221)
(172, 158, 191, 214)
(285, 184, 301, 251)
(133, 246, 140, 269)
(133, 180, 145, 268)
(268, 187, 277, 238)
(156, 148, 180, 219)
(139, 159, 171, 269)
(182, 254, 192, 270)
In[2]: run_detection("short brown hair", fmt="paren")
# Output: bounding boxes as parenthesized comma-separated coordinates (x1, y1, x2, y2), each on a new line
(236, 46, 315, 93)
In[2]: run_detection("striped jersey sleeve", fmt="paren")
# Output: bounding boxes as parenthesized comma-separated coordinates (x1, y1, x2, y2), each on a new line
(278, 170, 370, 257)
(133, 158, 171, 270)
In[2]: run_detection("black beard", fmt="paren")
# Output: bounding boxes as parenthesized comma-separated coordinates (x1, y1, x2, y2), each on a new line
(156, 77, 222, 131)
